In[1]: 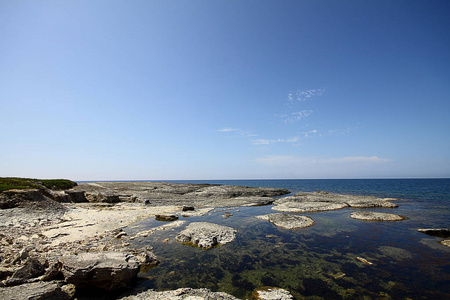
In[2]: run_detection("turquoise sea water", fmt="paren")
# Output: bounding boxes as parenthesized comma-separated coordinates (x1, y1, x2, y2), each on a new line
(124, 179, 450, 299)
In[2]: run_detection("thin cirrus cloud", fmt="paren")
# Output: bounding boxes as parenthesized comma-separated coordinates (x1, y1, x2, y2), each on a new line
(280, 110, 313, 123)
(252, 136, 300, 145)
(287, 88, 325, 103)
(217, 127, 257, 137)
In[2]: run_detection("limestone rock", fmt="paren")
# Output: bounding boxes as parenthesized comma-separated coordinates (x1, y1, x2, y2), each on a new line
(64, 190, 88, 203)
(176, 222, 237, 249)
(85, 192, 120, 203)
(0, 281, 74, 300)
(272, 201, 348, 213)
(350, 211, 404, 221)
(11, 258, 45, 280)
(256, 213, 315, 229)
(417, 228, 450, 238)
(118, 287, 239, 299)
(60, 252, 140, 291)
(253, 287, 294, 300)
(272, 191, 399, 213)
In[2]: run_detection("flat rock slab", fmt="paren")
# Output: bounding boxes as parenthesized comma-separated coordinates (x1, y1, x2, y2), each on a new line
(60, 252, 141, 291)
(272, 201, 348, 213)
(272, 191, 399, 213)
(176, 222, 237, 249)
(0, 282, 75, 300)
(417, 228, 450, 238)
(253, 287, 294, 300)
(119, 287, 239, 299)
(350, 211, 404, 221)
(256, 213, 315, 229)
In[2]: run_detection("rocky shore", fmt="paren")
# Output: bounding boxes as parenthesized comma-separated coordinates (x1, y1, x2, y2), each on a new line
(0, 182, 291, 299)
(1, 180, 445, 299)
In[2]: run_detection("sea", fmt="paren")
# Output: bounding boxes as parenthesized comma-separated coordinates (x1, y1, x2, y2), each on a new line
(119, 179, 450, 299)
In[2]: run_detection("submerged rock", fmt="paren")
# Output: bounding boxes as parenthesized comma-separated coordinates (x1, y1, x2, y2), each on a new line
(350, 211, 404, 221)
(417, 228, 450, 238)
(253, 287, 294, 300)
(155, 214, 178, 221)
(119, 287, 239, 299)
(256, 213, 315, 229)
(60, 252, 140, 291)
(176, 222, 237, 249)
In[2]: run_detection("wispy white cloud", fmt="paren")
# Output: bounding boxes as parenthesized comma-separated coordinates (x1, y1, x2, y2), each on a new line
(288, 88, 325, 103)
(217, 127, 257, 137)
(328, 126, 358, 136)
(303, 129, 321, 138)
(280, 110, 313, 123)
(252, 136, 300, 145)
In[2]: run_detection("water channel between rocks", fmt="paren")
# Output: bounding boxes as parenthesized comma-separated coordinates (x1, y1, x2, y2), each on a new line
(123, 204, 450, 299)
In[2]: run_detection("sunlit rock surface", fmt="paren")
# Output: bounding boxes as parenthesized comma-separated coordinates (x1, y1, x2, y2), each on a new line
(273, 191, 398, 213)
(176, 222, 237, 249)
(256, 213, 315, 229)
(119, 287, 239, 299)
(350, 211, 404, 221)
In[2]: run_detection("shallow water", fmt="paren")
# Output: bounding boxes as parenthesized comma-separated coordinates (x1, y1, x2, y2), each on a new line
(122, 179, 450, 299)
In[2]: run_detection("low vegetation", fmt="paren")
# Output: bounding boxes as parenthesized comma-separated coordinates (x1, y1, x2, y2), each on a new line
(0, 177, 77, 192)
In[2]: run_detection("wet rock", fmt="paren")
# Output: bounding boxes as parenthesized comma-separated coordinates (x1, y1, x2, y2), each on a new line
(60, 252, 140, 291)
(351, 211, 404, 221)
(155, 214, 178, 221)
(272, 191, 399, 213)
(223, 212, 233, 219)
(441, 240, 450, 247)
(256, 213, 315, 229)
(11, 257, 45, 280)
(417, 228, 450, 238)
(0, 281, 75, 300)
(272, 201, 348, 213)
(176, 222, 237, 249)
(118, 287, 239, 299)
(253, 287, 294, 300)
(182, 206, 195, 211)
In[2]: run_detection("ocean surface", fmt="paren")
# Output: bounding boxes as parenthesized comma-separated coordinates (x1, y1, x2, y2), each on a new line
(121, 179, 450, 299)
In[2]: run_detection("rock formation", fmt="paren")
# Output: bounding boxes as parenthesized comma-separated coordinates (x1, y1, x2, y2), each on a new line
(350, 211, 404, 221)
(176, 222, 237, 249)
(256, 213, 315, 229)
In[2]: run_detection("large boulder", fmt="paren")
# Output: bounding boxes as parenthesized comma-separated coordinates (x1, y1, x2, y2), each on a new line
(0, 282, 75, 300)
(176, 222, 237, 249)
(256, 213, 315, 229)
(60, 252, 140, 291)
(118, 287, 239, 300)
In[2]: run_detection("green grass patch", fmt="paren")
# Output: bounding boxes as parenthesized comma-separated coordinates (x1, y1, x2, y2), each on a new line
(0, 177, 77, 193)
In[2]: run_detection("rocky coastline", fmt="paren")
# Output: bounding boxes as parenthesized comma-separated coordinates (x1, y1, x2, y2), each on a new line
(0, 181, 447, 299)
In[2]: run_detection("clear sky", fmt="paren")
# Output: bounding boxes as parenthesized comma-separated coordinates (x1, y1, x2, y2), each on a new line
(1, 0, 449, 180)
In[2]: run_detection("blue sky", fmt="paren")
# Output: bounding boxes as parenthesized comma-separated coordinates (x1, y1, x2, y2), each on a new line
(1, 0, 449, 180)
